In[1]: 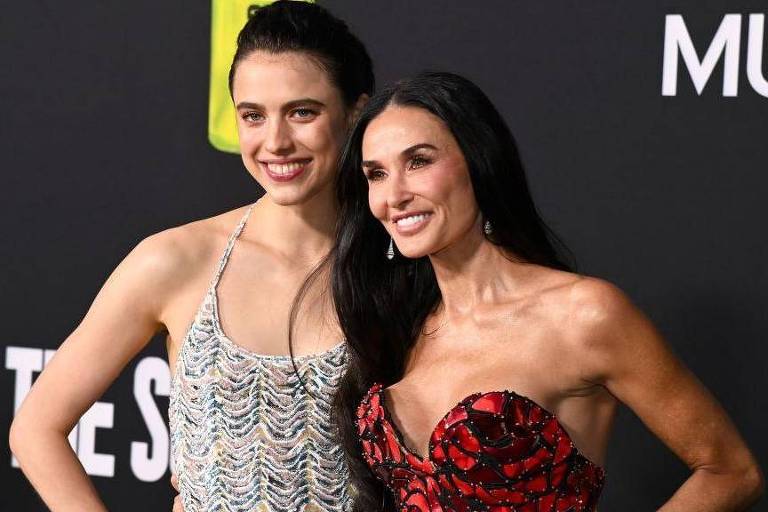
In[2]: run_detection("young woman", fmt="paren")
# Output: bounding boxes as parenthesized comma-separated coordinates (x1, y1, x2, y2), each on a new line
(9, 3, 373, 511)
(330, 72, 763, 511)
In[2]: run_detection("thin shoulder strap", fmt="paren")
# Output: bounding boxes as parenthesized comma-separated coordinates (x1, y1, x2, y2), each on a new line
(209, 204, 255, 291)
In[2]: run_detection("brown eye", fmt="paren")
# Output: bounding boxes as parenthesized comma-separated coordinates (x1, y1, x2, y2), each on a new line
(409, 156, 430, 169)
(365, 169, 386, 181)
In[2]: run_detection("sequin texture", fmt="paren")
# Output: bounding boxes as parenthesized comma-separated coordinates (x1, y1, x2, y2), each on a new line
(356, 383, 605, 512)
(169, 206, 351, 512)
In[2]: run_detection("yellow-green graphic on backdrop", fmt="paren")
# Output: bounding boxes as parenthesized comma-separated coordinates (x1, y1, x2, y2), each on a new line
(208, 0, 312, 153)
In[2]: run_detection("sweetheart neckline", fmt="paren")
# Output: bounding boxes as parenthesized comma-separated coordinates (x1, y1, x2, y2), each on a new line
(371, 383, 605, 472)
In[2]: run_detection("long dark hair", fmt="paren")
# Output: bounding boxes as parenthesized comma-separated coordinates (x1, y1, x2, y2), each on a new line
(331, 71, 576, 510)
(229, 0, 375, 106)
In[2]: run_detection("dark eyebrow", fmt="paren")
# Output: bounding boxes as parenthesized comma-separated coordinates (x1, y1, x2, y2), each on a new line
(235, 98, 326, 111)
(361, 143, 437, 169)
(283, 98, 326, 110)
(235, 101, 264, 111)
(402, 143, 437, 156)
(361, 159, 380, 170)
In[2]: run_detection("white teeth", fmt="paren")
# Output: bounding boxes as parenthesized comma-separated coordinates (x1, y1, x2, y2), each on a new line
(396, 214, 430, 227)
(266, 161, 306, 175)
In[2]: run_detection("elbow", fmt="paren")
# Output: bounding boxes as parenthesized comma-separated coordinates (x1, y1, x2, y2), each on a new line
(740, 461, 765, 506)
(695, 453, 765, 507)
(8, 416, 26, 462)
(719, 456, 766, 507)
(8, 414, 41, 464)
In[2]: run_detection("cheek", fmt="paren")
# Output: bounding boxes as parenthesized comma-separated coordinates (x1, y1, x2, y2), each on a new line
(447, 185, 479, 228)
(426, 164, 476, 217)
(237, 125, 265, 155)
(294, 119, 342, 156)
(367, 185, 388, 221)
(417, 169, 458, 205)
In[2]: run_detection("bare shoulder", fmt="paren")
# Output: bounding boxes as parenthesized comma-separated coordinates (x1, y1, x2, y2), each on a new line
(119, 205, 251, 293)
(554, 275, 661, 380)
(565, 276, 638, 333)
(528, 271, 646, 351)
(519, 268, 628, 319)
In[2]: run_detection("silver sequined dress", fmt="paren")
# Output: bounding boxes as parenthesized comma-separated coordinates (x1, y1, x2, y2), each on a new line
(169, 206, 350, 511)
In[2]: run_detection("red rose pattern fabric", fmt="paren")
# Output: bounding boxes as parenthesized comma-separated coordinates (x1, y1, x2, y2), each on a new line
(356, 384, 605, 512)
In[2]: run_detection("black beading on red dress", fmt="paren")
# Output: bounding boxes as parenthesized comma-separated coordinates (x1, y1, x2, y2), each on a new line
(356, 383, 605, 512)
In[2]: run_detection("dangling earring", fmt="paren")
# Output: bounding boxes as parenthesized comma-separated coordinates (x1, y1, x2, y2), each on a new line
(386, 237, 395, 260)
(483, 220, 493, 236)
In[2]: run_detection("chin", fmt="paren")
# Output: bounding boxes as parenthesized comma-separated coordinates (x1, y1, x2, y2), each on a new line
(395, 243, 433, 260)
(268, 190, 312, 206)
(269, 183, 330, 206)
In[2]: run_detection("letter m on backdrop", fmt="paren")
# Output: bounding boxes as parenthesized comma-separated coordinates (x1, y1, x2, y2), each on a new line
(662, 14, 742, 96)
(662, 13, 768, 97)
(208, 1, 313, 153)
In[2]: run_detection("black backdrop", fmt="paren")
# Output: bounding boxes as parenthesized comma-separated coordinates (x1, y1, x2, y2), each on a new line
(1, 1, 766, 510)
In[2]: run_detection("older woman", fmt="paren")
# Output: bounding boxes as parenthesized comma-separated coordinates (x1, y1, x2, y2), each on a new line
(330, 71, 763, 511)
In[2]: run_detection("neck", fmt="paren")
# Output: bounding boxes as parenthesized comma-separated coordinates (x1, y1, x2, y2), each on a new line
(428, 223, 530, 318)
(250, 185, 338, 266)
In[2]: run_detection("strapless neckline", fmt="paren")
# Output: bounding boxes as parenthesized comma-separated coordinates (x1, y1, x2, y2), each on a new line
(357, 383, 606, 512)
(374, 384, 604, 472)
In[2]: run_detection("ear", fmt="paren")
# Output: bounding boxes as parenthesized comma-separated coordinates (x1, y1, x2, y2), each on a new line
(346, 93, 370, 127)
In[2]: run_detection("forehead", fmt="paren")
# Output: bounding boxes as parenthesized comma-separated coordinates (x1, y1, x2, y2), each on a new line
(232, 50, 339, 104)
(362, 106, 455, 159)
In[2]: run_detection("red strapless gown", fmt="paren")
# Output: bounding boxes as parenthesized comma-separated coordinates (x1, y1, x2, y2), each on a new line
(356, 383, 605, 512)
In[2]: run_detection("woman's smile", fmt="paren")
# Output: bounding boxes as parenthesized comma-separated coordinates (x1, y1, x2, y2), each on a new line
(260, 158, 313, 182)
(392, 211, 433, 235)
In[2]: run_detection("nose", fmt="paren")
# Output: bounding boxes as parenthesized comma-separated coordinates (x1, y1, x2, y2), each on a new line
(385, 172, 413, 210)
(264, 118, 293, 154)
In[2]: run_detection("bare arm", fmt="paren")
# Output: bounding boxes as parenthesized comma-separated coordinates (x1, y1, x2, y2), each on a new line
(9, 232, 192, 511)
(574, 278, 764, 511)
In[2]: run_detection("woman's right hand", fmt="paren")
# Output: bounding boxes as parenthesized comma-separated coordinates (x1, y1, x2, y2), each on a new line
(171, 473, 184, 512)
